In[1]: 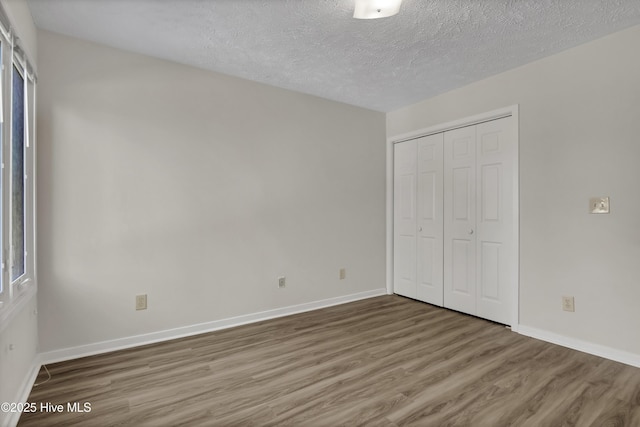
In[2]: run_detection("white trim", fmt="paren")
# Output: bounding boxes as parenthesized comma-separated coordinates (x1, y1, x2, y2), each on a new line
(518, 325, 640, 369)
(30, 76, 36, 290)
(40, 289, 387, 365)
(385, 127, 394, 295)
(389, 105, 517, 144)
(0, 281, 34, 333)
(386, 105, 520, 326)
(511, 106, 520, 327)
(5, 355, 41, 427)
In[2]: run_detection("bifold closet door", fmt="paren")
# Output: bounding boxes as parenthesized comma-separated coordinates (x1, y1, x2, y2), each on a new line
(443, 117, 515, 325)
(416, 134, 444, 306)
(393, 134, 444, 306)
(443, 126, 477, 315)
(393, 140, 417, 299)
(475, 118, 515, 324)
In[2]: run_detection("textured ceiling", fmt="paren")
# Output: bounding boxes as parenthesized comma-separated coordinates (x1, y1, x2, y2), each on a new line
(27, 0, 640, 112)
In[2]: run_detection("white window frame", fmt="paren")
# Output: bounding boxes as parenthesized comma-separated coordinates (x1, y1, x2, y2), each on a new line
(0, 21, 36, 329)
(0, 26, 9, 311)
(10, 57, 30, 285)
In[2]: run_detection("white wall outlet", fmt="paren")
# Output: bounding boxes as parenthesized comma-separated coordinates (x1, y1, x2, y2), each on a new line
(339, 268, 346, 280)
(278, 276, 286, 288)
(562, 296, 575, 312)
(136, 294, 147, 310)
(589, 197, 610, 214)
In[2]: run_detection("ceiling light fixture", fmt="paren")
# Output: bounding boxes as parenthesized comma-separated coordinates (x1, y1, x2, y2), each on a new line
(353, 0, 402, 19)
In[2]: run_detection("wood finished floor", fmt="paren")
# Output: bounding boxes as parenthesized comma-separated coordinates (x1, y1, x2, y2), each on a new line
(19, 295, 640, 426)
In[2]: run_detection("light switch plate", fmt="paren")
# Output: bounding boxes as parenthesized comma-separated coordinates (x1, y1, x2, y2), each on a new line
(589, 197, 609, 214)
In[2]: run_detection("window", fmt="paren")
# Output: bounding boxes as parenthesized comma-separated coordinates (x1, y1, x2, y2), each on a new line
(0, 21, 36, 319)
(11, 64, 25, 282)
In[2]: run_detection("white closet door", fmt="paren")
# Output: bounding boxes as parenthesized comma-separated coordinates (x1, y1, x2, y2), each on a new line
(475, 117, 515, 324)
(416, 134, 444, 306)
(393, 140, 417, 299)
(444, 126, 477, 315)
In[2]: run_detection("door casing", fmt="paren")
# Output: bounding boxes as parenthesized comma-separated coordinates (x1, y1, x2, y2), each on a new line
(386, 105, 520, 330)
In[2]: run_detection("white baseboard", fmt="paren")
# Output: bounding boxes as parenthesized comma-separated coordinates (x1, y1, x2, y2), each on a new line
(6, 356, 41, 427)
(518, 325, 640, 368)
(40, 288, 387, 365)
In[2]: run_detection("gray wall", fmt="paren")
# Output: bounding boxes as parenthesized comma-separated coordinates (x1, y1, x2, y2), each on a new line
(388, 25, 640, 357)
(37, 31, 386, 353)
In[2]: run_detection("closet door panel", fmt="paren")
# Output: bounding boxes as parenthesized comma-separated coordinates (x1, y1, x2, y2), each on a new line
(393, 141, 417, 299)
(476, 117, 515, 324)
(444, 126, 477, 315)
(416, 134, 444, 306)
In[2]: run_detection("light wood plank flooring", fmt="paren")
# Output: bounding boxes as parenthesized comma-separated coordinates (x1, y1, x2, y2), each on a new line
(19, 295, 640, 426)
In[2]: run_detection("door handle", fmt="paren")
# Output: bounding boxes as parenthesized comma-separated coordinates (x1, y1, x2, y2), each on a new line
(469, 229, 474, 235)
(418, 226, 423, 232)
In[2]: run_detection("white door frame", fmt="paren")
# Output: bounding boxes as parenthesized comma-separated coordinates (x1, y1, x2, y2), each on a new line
(386, 105, 520, 330)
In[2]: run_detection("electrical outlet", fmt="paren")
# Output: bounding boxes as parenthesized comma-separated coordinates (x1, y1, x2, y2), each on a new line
(589, 197, 610, 214)
(339, 268, 346, 280)
(136, 294, 147, 311)
(562, 296, 575, 312)
(278, 276, 286, 288)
